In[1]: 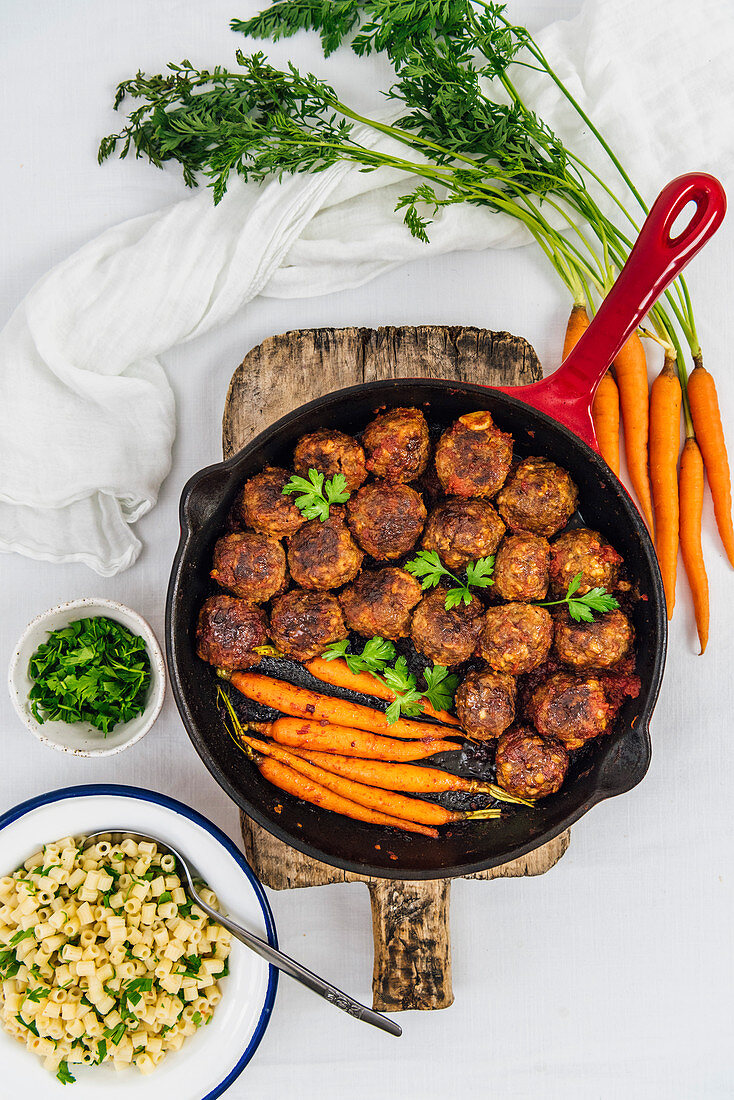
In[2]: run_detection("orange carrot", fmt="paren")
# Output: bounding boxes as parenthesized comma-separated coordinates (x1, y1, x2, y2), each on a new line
(687, 357, 734, 567)
(255, 755, 440, 837)
(614, 331, 655, 533)
(244, 736, 495, 827)
(286, 747, 531, 804)
(649, 353, 682, 618)
(592, 371, 621, 476)
(230, 672, 456, 740)
(679, 437, 709, 654)
(562, 302, 589, 360)
(305, 657, 461, 726)
(263, 717, 459, 761)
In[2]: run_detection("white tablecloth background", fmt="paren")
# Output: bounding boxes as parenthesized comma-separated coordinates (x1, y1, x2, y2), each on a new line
(1, 2, 732, 1096)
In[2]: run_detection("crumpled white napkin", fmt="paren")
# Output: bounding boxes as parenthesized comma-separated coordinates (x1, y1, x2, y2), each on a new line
(0, 0, 732, 575)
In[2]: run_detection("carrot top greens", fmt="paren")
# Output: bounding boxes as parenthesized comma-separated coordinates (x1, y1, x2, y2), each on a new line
(28, 617, 151, 734)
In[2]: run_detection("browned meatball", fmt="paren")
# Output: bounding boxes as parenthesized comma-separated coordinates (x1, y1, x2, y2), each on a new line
(287, 511, 363, 591)
(549, 528, 623, 597)
(496, 457, 578, 537)
(454, 668, 516, 740)
(479, 603, 553, 675)
(270, 589, 347, 661)
(527, 670, 614, 750)
(293, 429, 367, 491)
(347, 482, 427, 560)
(554, 609, 633, 670)
(493, 534, 550, 601)
(339, 568, 422, 640)
(410, 590, 484, 666)
(196, 595, 269, 670)
(495, 726, 569, 800)
(362, 407, 431, 483)
(434, 411, 513, 498)
(421, 499, 505, 570)
(236, 466, 306, 539)
(210, 531, 287, 603)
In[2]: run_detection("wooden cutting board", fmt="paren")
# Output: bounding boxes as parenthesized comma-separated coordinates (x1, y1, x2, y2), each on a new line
(223, 325, 570, 1012)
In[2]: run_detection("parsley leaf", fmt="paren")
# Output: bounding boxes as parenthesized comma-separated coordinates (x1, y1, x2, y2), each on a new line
(104, 1021, 127, 1045)
(97, 1039, 107, 1063)
(405, 550, 494, 609)
(421, 665, 460, 712)
(56, 1061, 76, 1085)
(537, 573, 620, 622)
(16, 1013, 39, 1036)
(281, 468, 350, 521)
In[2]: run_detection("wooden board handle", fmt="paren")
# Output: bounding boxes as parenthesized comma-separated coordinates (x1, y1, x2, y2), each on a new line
(367, 879, 453, 1012)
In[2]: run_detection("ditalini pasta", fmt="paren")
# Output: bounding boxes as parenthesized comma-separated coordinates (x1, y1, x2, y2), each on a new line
(0, 836, 231, 1083)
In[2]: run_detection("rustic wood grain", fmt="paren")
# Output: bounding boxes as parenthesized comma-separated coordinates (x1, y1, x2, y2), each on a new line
(224, 324, 570, 1012)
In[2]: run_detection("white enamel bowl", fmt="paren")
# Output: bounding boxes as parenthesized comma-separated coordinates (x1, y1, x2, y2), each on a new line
(8, 598, 166, 757)
(0, 785, 277, 1099)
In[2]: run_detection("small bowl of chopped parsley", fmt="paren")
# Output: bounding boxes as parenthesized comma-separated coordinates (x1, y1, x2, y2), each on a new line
(8, 598, 166, 756)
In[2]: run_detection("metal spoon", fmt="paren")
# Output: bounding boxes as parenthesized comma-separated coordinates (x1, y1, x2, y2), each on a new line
(82, 830, 402, 1037)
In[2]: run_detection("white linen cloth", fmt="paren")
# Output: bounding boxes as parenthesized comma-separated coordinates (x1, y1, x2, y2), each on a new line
(0, 0, 732, 575)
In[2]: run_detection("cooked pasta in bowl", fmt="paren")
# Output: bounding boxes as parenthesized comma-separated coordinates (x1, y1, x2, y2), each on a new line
(0, 786, 277, 1098)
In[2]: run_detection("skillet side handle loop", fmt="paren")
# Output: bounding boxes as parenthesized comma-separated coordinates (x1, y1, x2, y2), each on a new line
(550, 172, 727, 406)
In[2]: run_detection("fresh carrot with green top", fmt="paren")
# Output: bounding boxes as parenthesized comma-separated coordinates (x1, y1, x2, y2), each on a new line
(614, 331, 655, 533)
(592, 371, 621, 476)
(679, 435, 709, 654)
(687, 356, 734, 568)
(649, 352, 682, 618)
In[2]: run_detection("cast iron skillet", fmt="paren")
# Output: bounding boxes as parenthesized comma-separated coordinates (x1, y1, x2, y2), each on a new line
(166, 174, 725, 880)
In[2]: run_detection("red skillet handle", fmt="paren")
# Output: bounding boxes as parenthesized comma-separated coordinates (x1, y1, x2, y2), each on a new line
(495, 172, 727, 449)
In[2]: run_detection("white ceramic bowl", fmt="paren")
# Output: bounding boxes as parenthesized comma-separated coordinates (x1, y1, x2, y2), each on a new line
(8, 598, 166, 757)
(0, 784, 277, 1099)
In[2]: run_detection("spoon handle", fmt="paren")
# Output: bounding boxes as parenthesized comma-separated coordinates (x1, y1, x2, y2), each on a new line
(196, 897, 402, 1037)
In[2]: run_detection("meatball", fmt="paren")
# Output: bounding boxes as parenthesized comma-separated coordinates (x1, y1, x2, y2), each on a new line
(210, 531, 287, 603)
(421, 499, 505, 570)
(270, 589, 347, 661)
(493, 533, 550, 601)
(454, 668, 516, 740)
(347, 482, 427, 560)
(362, 406, 431, 483)
(495, 726, 569, 800)
(549, 528, 623, 597)
(479, 603, 553, 675)
(410, 589, 484, 666)
(527, 670, 614, 750)
(293, 429, 367, 491)
(236, 466, 306, 539)
(196, 595, 268, 670)
(287, 511, 363, 591)
(496, 457, 578, 537)
(554, 609, 633, 671)
(339, 568, 422, 640)
(434, 410, 513, 498)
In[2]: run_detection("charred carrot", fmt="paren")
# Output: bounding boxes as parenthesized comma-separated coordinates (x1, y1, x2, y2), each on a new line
(286, 747, 532, 805)
(687, 357, 734, 567)
(263, 717, 459, 760)
(562, 302, 589, 360)
(229, 671, 456, 740)
(614, 331, 655, 533)
(649, 352, 682, 618)
(256, 755, 441, 837)
(305, 657, 461, 726)
(592, 371, 621, 476)
(245, 736, 499, 827)
(679, 436, 709, 654)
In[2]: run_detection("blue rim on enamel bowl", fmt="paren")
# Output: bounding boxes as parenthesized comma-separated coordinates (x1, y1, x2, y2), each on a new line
(0, 784, 278, 1100)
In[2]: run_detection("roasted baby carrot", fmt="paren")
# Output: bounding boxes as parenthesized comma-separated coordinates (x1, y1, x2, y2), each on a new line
(687, 357, 734, 567)
(229, 671, 455, 739)
(305, 656, 461, 726)
(591, 371, 621, 476)
(245, 736, 498, 827)
(679, 436, 709, 654)
(255, 755, 440, 837)
(262, 717, 459, 760)
(614, 331, 655, 533)
(286, 747, 532, 804)
(649, 353, 682, 618)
